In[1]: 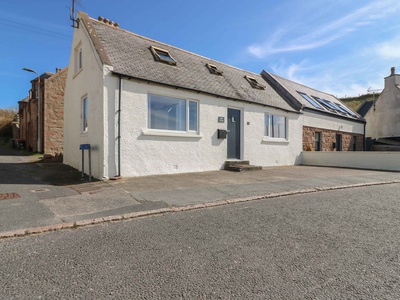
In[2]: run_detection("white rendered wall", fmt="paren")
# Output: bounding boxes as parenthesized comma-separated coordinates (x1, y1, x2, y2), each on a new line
(302, 151, 400, 171)
(63, 24, 106, 179)
(303, 110, 364, 134)
(107, 78, 303, 178)
(365, 75, 400, 139)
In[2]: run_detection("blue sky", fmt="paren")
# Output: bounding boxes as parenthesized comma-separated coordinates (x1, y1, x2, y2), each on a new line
(1, 0, 399, 109)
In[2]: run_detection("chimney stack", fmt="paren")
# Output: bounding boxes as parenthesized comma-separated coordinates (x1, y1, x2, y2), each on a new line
(391, 67, 395, 76)
(98, 16, 119, 28)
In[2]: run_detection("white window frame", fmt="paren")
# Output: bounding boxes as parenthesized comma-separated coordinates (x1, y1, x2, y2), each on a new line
(147, 93, 199, 135)
(82, 95, 88, 133)
(264, 113, 288, 141)
(74, 44, 83, 76)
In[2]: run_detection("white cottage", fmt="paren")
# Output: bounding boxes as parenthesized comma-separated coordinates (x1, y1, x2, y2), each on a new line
(64, 12, 363, 179)
(359, 67, 400, 140)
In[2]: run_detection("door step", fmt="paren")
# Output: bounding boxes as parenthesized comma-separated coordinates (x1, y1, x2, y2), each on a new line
(224, 161, 262, 172)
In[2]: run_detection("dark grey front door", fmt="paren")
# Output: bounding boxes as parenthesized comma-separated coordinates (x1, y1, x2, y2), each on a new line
(227, 108, 241, 159)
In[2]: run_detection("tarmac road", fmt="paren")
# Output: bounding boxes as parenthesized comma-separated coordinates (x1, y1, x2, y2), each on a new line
(1, 183, 399, 299)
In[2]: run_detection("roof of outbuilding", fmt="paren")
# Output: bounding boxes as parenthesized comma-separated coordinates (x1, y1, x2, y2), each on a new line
(78, 12, 298, 113)
(357, 100, 374, 117)
(263, 71, 364, 121)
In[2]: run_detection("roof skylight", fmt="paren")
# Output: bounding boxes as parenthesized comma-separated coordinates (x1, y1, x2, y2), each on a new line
(244, 75, 266, 90)
(337, 103, 358, 117)
(206, 63, 223, 75)
(297, 92, 323, 109)
(150, 46, 177, 65)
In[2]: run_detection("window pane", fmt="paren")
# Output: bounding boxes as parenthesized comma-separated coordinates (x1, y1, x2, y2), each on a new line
(315, 132, 321, 151)
(264, 115, 270, 136)
(149, 94, 186, 131)
(82, 96, 88, 132)
(78, 48, 82, 69)
(189, 101, 198, 131)
(271, 115, 286, 138)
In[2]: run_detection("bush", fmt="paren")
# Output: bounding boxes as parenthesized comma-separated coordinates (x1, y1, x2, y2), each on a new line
(0, 107, 17, 138)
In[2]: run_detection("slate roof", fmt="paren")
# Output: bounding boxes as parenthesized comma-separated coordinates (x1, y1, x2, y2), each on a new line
(79, 12, 298, 113)
(263, 71, 364, 122)
(357, 100, 374, 117)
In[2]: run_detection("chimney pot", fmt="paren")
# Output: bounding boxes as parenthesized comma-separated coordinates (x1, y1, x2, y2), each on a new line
(391, 67, 395, 76)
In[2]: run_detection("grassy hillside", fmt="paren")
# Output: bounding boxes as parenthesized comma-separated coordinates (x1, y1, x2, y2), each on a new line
(340, 93, 380, 111)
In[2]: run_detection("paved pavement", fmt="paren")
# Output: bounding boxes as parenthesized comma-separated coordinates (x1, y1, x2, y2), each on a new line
(1, 142, 400, 238)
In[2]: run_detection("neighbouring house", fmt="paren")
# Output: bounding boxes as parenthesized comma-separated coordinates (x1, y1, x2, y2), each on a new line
(19, 67, 68, 156)
(263, 72, 365, 152)
(358, 67, 400, 150)
(63, 12, 364, 179)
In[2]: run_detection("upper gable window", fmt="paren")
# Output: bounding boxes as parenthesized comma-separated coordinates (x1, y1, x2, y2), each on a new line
(74, 44, 83, 76)
(244, 75, 266, 90)
(206, 63, 223, 75)
(150, 46, 177, 65)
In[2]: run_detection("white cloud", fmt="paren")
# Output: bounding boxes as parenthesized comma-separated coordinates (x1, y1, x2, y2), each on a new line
(247, 1, 400, 58)
(374, 36, 400, 59)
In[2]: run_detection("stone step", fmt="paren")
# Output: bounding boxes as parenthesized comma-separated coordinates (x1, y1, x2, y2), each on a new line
(224, 161, 262, 172)
(224, 160, 250, 168)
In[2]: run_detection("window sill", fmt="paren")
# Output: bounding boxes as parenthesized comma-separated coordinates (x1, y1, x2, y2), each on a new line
(262, 137, 289, 143)
(73, 68, 83, 79)
(142, 129, 202, 138)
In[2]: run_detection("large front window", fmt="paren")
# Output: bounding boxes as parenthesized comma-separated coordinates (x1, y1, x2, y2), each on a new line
(265, 114, 286, 139)
(148, 94, 198, 132)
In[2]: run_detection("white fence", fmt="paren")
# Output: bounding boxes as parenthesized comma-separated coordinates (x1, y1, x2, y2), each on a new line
(301, 151, 400, 172)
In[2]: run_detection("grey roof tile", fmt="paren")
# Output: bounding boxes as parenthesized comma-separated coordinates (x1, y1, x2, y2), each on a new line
(263, 71, 363, 121)
(85, 15, 297, 113)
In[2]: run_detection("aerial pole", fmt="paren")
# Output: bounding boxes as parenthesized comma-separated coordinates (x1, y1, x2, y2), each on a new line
(70, 0, 80, 28)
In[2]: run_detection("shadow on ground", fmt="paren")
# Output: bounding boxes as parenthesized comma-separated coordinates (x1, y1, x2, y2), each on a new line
(0, 142, 94, 186)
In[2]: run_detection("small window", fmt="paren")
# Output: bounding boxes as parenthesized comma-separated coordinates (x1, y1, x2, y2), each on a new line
(265, 114, 286, 139)
(315, 132, 321, 151)
(337, 103, 358, 117)
(206, 63, 223, 75)
(335, 134, 342, 151)
(150, 46, 177, 65)
(352, 136, 357, 151)
(74, 45, 83, 74)
(148, 94, 198, 132)
(297, 92, 323, 109)
(245, 75, 266, 90)
(82, 96, 88, 133)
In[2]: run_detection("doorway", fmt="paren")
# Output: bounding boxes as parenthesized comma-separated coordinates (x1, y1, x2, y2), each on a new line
(227, 108, 241, 159)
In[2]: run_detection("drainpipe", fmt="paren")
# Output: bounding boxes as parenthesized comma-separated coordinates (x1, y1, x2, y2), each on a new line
(117, 74, 122, 176)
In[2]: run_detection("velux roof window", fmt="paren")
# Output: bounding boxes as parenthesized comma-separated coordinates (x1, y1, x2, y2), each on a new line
(297, 92, 323, 109)
(150, 46, 177, 65)
(244, 75, 266, 90)
(206, 63, 223, 75)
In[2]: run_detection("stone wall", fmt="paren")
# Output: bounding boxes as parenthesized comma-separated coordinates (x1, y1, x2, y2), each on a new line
(303, 126, 364, 151)
(43, 68, 68, 157)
